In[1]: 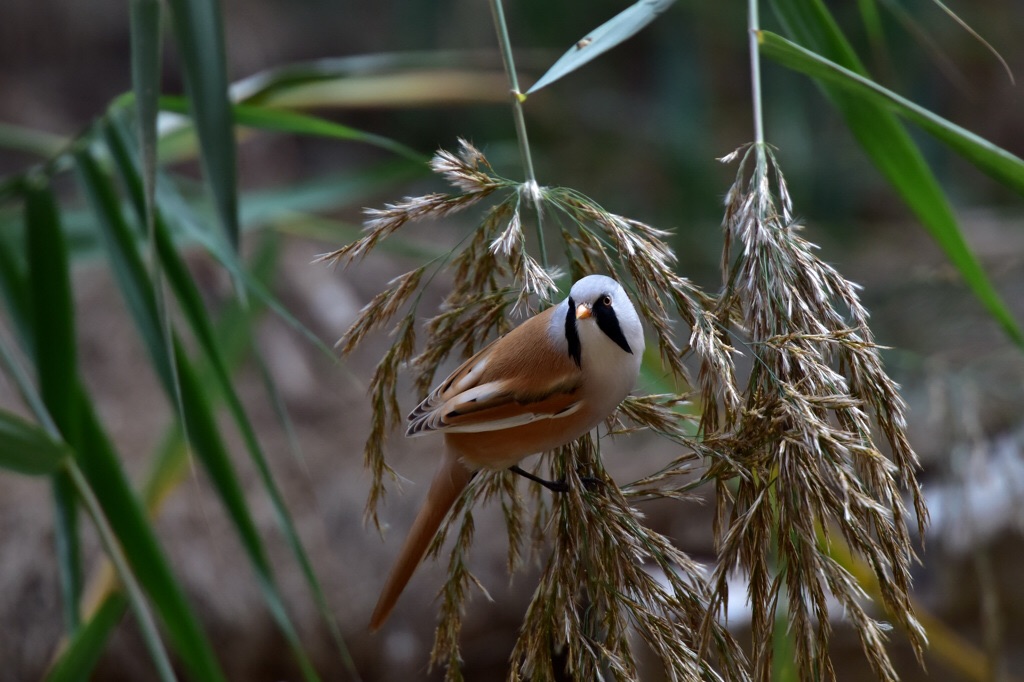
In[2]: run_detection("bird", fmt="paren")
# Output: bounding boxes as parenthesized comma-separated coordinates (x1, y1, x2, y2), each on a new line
(369, 274, 645, 631)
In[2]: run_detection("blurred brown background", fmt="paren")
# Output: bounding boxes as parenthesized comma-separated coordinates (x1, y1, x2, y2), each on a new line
(1, 0, 1023, 679)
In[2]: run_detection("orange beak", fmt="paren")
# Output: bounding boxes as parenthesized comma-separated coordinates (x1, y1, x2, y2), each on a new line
(576, 303, 592, 320)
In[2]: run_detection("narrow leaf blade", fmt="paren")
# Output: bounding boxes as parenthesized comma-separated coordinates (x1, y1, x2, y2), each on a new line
(758, 31, 1024, 196)
(89, 127, 322, 681)
(76, 398, 227, 681)
(171, 343, 323, 681)
(25, 184, 77, 431)
(73, 148, 175, 386)
(130, 0, 162, 212)
(64, 461, 178, 682)
(527, 0, 677, 94)
(165, 0, 240, 250)
(770, 0, 1024, 349)
(73, 148, 228, 681)
(45, 593, 129, 682)
(0, 409, 69, 475)
(24, 181, 84, 632)
(58, 241, 282, 675)
(159, 96, 425, 162)
(109, 123, 357, 675)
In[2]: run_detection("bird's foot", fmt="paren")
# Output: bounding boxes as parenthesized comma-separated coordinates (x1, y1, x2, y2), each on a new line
(509, 465, 569, 492)
(508, 465, 604, 494)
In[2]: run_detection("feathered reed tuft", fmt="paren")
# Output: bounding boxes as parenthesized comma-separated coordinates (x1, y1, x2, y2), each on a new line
(325, 140, 927, 681)
(694, 144, 928, 681)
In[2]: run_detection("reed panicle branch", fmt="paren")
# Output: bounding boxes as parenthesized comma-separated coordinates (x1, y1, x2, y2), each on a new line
(695, 144, 928, 681)
(329, 135, 925, 679)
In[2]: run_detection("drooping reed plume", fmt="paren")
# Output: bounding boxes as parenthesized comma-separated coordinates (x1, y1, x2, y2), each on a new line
(693, 144, 928, 681)
(322, 138, 926, 681)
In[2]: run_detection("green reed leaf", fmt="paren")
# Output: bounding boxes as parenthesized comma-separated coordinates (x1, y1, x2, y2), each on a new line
(46, 239, 283, 682)
(758, 31, 1024, 195)
(770, 0, 1024, 349)
(130, 0, 161, 213)
(73, 148, 228, 681)
(107, 117, 356, 677)
(527, 0, 676, 94)
(25, 180, 83, 632)
(0, 409, 69, 476)
(45, 593, 129, 682)
(78, 138, 322, 681)
(165, 0, 239, 250)
(159, 95, 425, 162)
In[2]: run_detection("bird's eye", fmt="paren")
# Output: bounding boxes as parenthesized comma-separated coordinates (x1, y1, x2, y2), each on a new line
(600, 294, 613, 307)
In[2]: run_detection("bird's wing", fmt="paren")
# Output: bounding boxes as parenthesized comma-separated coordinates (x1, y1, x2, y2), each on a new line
(407, 308, 584, 437)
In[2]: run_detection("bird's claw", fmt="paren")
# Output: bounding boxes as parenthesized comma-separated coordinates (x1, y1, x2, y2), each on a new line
(508, 465, 604, 494)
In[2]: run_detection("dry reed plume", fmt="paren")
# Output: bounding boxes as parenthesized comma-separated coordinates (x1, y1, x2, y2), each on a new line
(320, 139, 927, 681)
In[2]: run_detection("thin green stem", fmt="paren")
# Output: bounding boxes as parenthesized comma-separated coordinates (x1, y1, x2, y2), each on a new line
(0, 121, 67, 158)
(748, 0, 768, 179)
(487, 0, 548, 269)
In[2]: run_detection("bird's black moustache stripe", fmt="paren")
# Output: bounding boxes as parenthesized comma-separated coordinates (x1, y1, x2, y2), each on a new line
(565, 296, 582, 368)
(594, 300, 633, 355)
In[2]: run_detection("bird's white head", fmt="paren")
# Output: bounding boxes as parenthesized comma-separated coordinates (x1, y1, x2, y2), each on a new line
(550, 275, 645, 402)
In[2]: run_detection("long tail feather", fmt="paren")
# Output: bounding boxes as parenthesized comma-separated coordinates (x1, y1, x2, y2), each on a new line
(369, 451, 473, 631)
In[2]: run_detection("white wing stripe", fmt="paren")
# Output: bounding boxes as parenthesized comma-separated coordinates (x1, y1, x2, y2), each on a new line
(434, 400, 583, 434)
